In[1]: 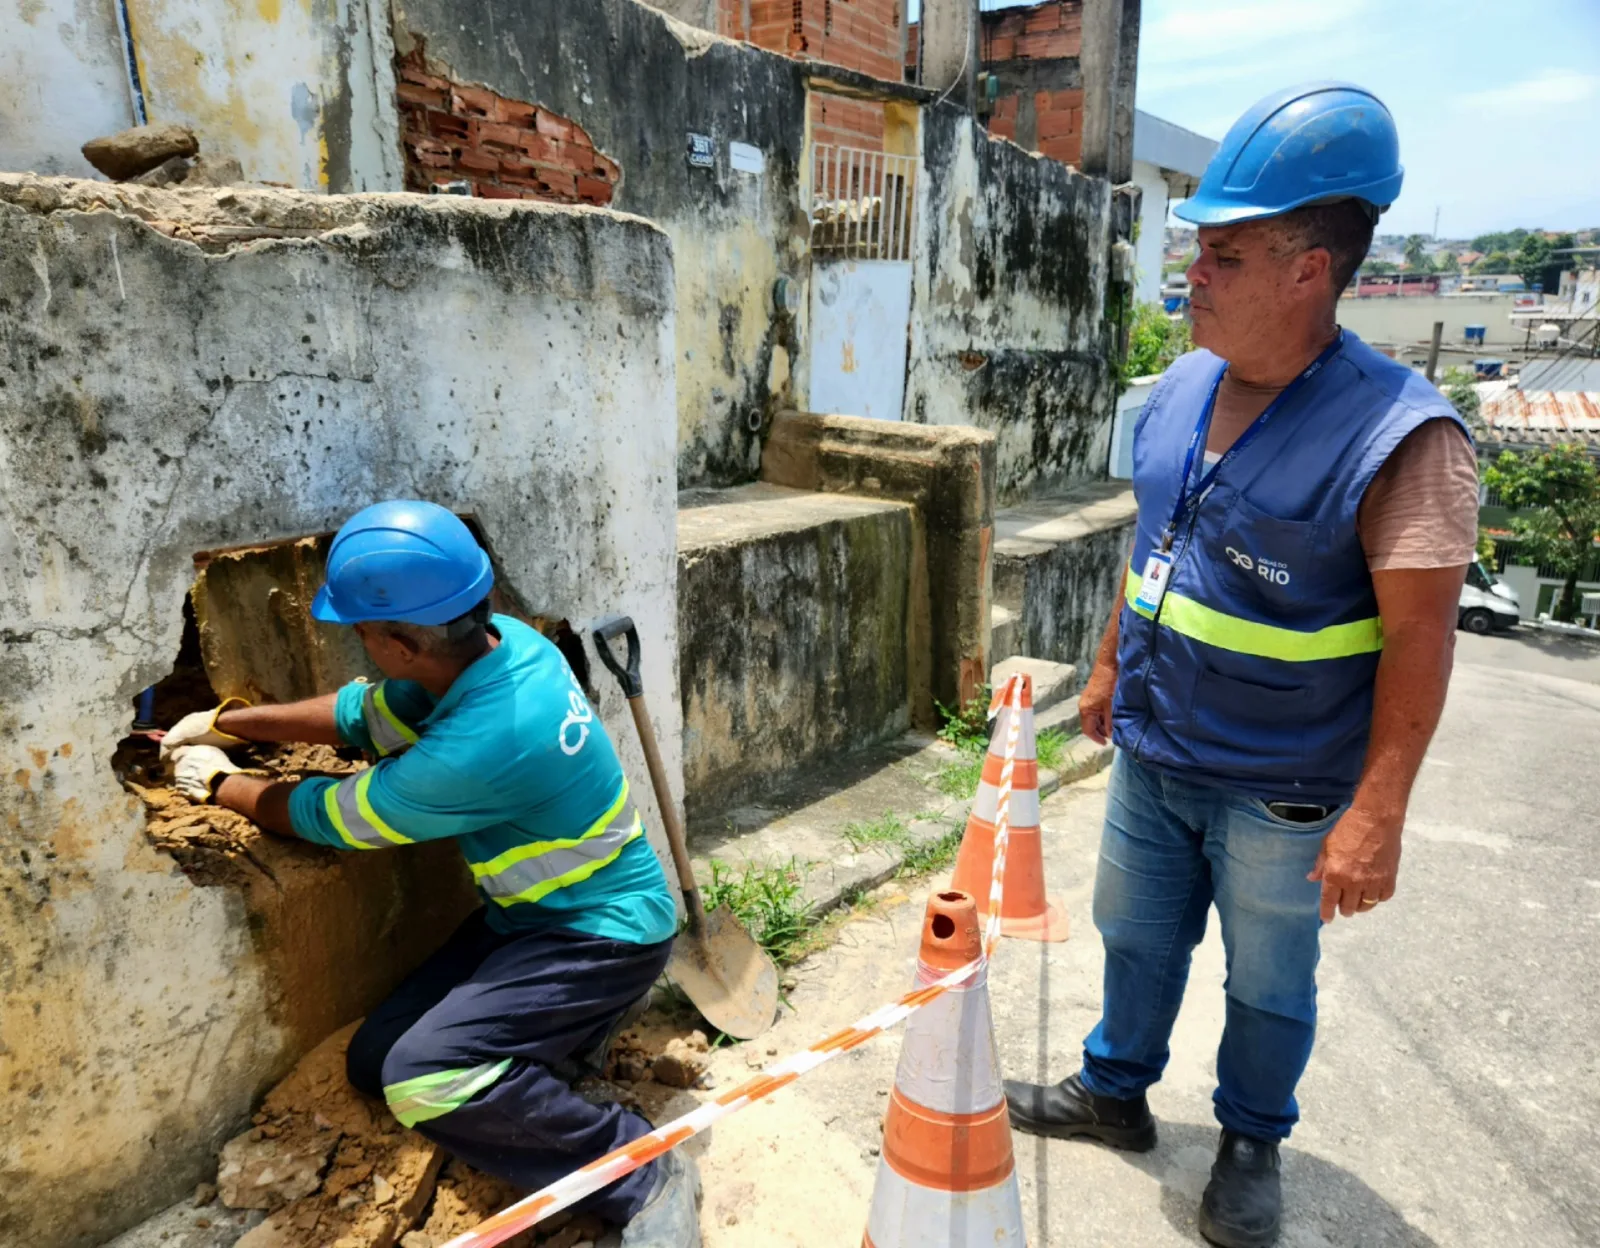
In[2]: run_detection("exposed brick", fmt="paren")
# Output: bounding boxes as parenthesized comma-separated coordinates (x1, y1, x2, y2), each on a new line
(477, 121, 526, 152)
(517, 132, 560, 164)
(476, 182, 524, 199)
(451, 85, 498, 117)
(535, 111, 575, 143)
(397, 81, 448, 110)
(428, 111, 473, 142)
(533, 169, 578, 198)
(1035, 108, 1076, 140)
(592, 152, 621, 180)
(398, 64, 451, 92)
(413, 148, 455, 169)
(494, 97, 537, 127)
(577, 176, 614, 205)
(455, 148, 499, 175)
(1038, 133, 1080, 166)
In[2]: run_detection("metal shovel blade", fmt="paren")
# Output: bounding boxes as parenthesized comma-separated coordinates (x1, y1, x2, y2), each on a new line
(666, 905, 779, 1040)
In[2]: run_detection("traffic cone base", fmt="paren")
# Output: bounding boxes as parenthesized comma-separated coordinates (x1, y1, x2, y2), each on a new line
(862, 891, 1027, 1247)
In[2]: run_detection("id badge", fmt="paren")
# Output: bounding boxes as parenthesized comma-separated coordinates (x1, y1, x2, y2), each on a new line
(1133, 550, 1173, 614)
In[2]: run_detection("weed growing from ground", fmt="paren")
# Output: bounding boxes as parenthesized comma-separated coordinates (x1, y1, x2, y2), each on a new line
(898, 825, 965, 877)
(842, 811, 912, 852)
(703, 857, 813, 966)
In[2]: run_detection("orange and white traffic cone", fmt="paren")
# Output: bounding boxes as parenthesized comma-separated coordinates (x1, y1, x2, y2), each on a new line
(949, 675, 1069, 941)
(863, 890, 1026, 1247)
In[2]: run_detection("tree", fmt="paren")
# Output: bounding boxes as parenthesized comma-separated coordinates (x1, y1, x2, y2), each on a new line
(1441, 367, 1482, 431)
(1363, 259, 1399, 275)
(1483, 445, 1600, 621)
(1123, 301, 1193, 382)
(1434, 249, 1459, 274)
(1515, 233, 1552, 288)
(1472, 251, 1513, 275)
(1404, 234, 1428, 270)
(1470, 228, 1530, 254)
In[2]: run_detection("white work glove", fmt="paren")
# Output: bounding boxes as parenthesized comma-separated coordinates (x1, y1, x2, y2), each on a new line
(158, 698, 250, 761)
(169, 744, 243, 803)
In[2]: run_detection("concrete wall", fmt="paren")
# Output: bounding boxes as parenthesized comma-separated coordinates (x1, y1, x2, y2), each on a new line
(907, 104, 1115, 500)
(1338, 293, 1526, 355)
(1131, 157, 1168, 307)
(677, 484, 914, 819)
(0, 0, 401, 191)
(992, 485, 1138, 684)
(392, 0, 811, 489)
(0, 175, 680, 1247)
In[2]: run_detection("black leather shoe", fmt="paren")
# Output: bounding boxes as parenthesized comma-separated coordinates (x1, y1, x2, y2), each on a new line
(1199, 1129, 1282, 1248)
(1003, 1072, 1157, 1151)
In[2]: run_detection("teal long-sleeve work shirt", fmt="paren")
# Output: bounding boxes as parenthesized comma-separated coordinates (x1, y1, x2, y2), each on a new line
(288, 615, 676, 946)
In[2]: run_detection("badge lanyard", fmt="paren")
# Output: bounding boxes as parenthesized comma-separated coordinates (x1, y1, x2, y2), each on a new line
(1133, 332, 1343, 617)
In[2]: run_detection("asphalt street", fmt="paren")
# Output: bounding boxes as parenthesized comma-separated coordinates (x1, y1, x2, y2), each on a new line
(692, 624, 1600, 1247)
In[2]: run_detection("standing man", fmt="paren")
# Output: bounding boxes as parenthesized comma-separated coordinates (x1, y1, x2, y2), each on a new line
(161, 500, 699, 1248)
(1003, 85, 1480, 1247)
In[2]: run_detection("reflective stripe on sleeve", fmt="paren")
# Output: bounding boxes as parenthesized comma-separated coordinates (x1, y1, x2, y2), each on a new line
(1124, 563, 1384, 661)
(363, 682, 421, 758)
(322, 767, 415, 849)
(469, 781, 643, 908)
(385, 1058, 512, 1128)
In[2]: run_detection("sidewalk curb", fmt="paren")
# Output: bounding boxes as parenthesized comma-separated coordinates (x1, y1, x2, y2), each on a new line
(789, 738, 1115, 923)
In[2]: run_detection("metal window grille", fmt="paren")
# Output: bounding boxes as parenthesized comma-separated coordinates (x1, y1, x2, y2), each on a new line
(809, 144, 917, 261)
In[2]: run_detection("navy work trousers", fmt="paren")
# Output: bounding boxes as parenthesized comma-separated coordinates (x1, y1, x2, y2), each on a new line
(347, 909, 674, 1223)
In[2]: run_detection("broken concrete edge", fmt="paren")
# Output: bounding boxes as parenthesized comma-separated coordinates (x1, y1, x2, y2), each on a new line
(685, 732, 1116, 933)
(0, 173, 666, 253)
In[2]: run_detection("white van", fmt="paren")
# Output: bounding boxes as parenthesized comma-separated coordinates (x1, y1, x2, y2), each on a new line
(1459, 561, 1521, 634)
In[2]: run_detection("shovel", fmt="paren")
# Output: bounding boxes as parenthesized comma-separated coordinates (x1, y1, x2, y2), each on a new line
(592, 616, 779, 1040)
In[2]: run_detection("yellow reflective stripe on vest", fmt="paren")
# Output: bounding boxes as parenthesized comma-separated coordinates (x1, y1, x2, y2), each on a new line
(1125, 564, 1383, 661)
(363, 682, 420, 758)
(322, 767, 415, 849)
(385, 1058, 511, 1128)
(469, 781, 642, 908)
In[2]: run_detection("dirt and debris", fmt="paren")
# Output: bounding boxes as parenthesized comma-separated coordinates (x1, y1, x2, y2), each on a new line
(205, 1011, 711, 1248)
(650, 1033, 711, 1090)
(120, 736, 365, 887)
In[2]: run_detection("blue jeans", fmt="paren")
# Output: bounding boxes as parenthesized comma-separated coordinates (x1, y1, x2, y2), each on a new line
(1081, 753, 1335, 1141)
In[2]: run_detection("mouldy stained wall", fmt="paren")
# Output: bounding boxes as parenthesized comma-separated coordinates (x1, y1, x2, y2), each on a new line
(0, 0, 400, 191)
(907, 105, 1116, 500)
(391, 0, 811, 488)
(676, 485, 915, 820)
(0, 175, 679, 1248)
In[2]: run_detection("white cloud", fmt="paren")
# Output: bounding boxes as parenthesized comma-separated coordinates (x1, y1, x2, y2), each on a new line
(1142, 0, 1370, 67)
(1457, 69, 1600, 113)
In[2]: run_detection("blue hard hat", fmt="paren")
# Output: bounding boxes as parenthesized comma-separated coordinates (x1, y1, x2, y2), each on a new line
(1175, 82, 1403, 227)
(311, 500, 494, 625)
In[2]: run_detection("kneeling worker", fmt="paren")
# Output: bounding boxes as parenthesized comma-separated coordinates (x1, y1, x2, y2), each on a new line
(161, 500, 698, 1247)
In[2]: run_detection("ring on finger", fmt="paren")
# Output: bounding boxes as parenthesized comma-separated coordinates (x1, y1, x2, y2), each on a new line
(1358, 897, 1379, 909)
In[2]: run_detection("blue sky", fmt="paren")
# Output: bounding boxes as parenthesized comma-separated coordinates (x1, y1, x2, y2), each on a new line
(1132, 0, 1600, 237)
(908, 0, 1600, 238)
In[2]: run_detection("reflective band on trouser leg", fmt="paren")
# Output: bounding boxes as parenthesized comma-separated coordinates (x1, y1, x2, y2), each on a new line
(386, 1058, 513, 1129)
(363, 681, 420, 757)
(470, 784, 642, 907)
(864, 916, 1024, 1247)
(1125, 564, 1384, 660)
(323, 768, 415, 849)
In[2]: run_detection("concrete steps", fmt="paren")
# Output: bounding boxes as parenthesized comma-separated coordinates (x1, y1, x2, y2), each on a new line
(991, 654, 1076, 713)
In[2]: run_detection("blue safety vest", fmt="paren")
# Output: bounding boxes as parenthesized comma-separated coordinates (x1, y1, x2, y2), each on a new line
(1112, 331, 1469, 804)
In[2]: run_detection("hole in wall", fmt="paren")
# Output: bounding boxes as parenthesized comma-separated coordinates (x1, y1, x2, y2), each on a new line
(108, 517, 586, 1052)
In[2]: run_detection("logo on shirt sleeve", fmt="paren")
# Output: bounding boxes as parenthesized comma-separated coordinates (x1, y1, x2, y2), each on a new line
(559, 667, 594, 756)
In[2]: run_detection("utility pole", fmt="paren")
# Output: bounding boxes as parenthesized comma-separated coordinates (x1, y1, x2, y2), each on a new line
(1425, 320, 1444, 383)
(921, 0, 978, 113)
(1433, 205, 1440, 242)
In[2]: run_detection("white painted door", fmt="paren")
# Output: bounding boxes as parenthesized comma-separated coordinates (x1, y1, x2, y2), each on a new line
(807, 259, 913, 421)
(806, 143, 919, 422)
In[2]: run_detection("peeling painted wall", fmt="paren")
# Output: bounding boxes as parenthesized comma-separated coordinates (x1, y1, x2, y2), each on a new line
(0, 0, 401, 191)
(392, 0, 811, 488)
(0, 0, 139, 178)
(0, 176, 679, 1247)
(906, 105, 1117, 500)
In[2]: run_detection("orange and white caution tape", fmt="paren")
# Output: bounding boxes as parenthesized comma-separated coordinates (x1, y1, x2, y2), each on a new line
(439, 675, 1027, 1248)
